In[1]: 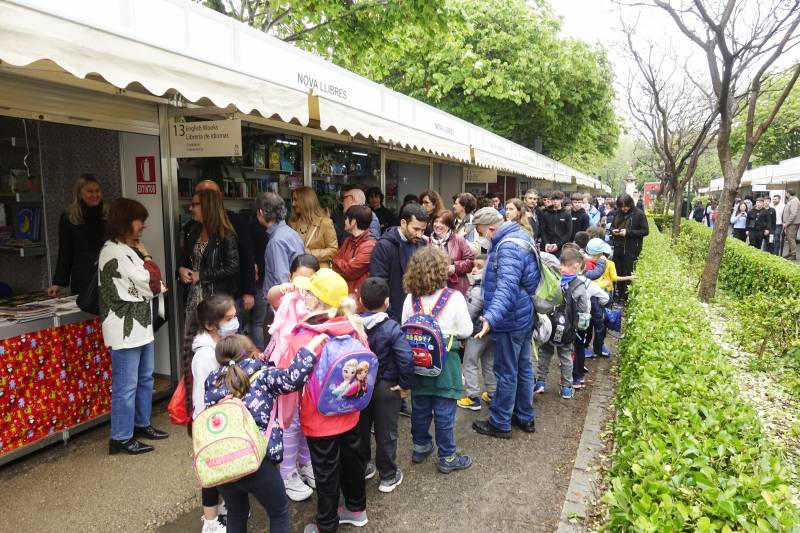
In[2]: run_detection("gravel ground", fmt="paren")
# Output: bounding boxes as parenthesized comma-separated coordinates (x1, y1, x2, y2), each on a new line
(0, 354, 614, 533)
(704, 302, 800, 504)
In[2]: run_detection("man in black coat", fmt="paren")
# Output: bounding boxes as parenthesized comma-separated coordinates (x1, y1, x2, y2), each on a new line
(367, 187, 399, 233)
(747, 197, 775, 251)
(539, 190, 573, 256)
(369, 203, 429, 321)
(569, 192, 591, 241)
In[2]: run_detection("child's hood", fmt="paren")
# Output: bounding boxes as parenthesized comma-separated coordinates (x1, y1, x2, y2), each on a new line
(360, 312, 389, 331)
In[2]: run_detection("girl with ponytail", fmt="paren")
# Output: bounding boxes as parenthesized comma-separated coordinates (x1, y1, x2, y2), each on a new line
(180, 293, 236, 533)
(204, 334, 324, 533)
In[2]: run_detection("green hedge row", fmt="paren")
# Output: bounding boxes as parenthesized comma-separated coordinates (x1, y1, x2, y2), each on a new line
(673, 220, 800, 300)
(605, 223, 799, 531)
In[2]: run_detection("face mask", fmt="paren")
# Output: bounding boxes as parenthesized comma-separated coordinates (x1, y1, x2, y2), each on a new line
(479, 237, 492, 251)
(218, 317, 239, 337)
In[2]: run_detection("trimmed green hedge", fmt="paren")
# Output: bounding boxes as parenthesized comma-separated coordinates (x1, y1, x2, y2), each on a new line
(673, 220, 800, 300)
(606, 223, 799, 531)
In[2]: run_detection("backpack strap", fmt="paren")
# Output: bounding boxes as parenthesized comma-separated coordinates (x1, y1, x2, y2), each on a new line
(431, 288, 454, 319)
(412, 295, 424, 314)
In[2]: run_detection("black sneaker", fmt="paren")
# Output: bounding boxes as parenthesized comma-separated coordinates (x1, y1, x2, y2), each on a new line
(511, 415, 536, 433)
(471, 419, 512, 439)
(399, 398, 411, 418)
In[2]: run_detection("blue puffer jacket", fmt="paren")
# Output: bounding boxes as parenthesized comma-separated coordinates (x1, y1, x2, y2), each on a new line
(483, 222, 541, 332)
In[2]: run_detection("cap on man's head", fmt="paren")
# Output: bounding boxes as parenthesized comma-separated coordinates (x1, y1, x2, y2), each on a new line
(472, 207, 504, 226)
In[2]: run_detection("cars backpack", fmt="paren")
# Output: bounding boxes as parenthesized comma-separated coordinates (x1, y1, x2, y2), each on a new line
(192, 370, 274, 488)
(402, 288, 455, 377)
(305, 334, 378, 416)
(548, 279, 580, 346)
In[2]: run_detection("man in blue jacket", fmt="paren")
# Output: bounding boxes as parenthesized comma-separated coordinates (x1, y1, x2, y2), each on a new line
(471, 207, 541, 438)
(369, 203, 429, 321)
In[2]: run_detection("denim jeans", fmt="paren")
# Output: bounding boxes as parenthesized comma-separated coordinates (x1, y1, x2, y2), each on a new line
(248, 290, 268, 351)
(411, 394, 457, 458)
(110, 341, 155, 440)
(489, 326, 535, 431)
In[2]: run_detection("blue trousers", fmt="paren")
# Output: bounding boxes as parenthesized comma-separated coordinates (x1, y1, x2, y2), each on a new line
(411, 394, 457, 458)
(489, 326, 535, 431)
(110, 341, 155, 440)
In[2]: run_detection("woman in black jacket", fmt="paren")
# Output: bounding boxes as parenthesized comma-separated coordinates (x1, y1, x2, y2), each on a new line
(611, 193, 649, 302)
(48, 174, 108, 298)
(178, 189, 240, 316)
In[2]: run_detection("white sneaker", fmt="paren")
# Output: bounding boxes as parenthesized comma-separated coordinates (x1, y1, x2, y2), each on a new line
(201, 516, 226, 533)
(299, 463, 316, 489)
(217, 501, 227, 522)
(284, 470, 313, 502)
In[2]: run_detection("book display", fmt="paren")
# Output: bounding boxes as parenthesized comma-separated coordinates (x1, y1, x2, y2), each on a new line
(311, 140, 380, 200)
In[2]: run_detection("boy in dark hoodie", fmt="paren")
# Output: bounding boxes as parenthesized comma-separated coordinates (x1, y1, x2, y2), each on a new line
(357, 277, 414, 494)
(540, 190, 573, 257)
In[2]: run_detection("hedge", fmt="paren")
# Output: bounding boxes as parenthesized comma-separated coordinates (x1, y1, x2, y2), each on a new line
(673, 220, 800, 300)
(605, 222, 799, 531)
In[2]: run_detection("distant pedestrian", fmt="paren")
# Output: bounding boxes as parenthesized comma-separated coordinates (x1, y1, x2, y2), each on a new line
(782, 190, 800, 260)
(730, 202, 748, 242)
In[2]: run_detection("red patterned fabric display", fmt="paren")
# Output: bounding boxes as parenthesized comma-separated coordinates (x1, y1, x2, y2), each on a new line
(0, 319, 112, 455)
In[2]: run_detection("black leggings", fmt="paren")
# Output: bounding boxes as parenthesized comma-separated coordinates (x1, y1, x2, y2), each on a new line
(217, 460, 288, 533)
(201, 486, 220, 507)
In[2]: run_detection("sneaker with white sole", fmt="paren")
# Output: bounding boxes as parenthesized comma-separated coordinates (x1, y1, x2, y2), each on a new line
(217, 501, 227, 526)
(201, 516, 226, 533)
(299, 463, 316, 489)
(338, 506, 368, 527)
(284, 470, 313, 502)
(378, 469, 403, 493)
(456, 396, 481, 411)
(364, 462, 377, 480)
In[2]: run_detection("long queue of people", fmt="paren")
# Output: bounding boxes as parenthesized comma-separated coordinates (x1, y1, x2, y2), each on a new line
(46, 174, 648, 533)
(700, 190, 800, 260)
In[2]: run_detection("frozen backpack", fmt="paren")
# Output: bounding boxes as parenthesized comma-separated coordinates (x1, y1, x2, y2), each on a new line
(305, 334, 378, 416)
(402, 288, 455, 377)
(192, 369, 275, 488)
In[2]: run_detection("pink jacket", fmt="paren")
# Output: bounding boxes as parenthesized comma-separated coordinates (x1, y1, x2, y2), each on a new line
(430, 232, 475, 295)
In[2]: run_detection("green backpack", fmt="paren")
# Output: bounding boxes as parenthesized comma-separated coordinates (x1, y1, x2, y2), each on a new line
(192, 370, 272, 488)
(494, 237, 563, 314)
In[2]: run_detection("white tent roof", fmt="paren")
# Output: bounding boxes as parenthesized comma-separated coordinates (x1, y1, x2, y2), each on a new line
(0, 0, 602, 186)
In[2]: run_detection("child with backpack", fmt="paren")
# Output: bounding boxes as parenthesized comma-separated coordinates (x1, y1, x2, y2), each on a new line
(291, 269, 375, 533)
(534, 248, 590, 399)
(180, 293, 238, 533)
(357, 277, 414, 493)
(265, 254, 320, 502)
(202, 333, 323, 533)
(457, 255, 496, 411)
(401, 248, 473, 473)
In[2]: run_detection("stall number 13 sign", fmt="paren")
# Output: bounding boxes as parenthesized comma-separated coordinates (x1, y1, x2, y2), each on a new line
(136, 156, 157, 195)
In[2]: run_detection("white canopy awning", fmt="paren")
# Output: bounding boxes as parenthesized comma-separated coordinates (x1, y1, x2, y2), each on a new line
(0, 0, 312, 124)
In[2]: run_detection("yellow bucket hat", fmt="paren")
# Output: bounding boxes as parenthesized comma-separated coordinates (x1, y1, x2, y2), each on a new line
(293, 268, 348, 308)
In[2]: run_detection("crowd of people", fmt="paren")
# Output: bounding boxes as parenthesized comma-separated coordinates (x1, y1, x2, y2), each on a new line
(694, 190, 800, 260)
(48, 174, 648, 533)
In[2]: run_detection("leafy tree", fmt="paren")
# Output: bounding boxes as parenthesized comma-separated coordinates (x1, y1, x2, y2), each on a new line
(204, 0, 620, 165)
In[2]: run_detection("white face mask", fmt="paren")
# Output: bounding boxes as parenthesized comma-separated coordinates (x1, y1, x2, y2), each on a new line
(218, 317, 239, 337)
(479, 237, 492, 251)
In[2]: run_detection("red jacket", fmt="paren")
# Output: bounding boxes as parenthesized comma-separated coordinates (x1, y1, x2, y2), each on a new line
(430, 232, 475, 295)
(332, 231, 376, 307)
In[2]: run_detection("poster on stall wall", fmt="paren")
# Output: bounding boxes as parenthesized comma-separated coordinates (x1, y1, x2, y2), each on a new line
(120, 132, 171, 377)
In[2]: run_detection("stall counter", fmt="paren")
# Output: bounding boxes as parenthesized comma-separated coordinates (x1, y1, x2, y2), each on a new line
(1, 310, 112, 464)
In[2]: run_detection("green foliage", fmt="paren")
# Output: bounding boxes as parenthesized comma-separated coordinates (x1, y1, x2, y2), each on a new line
(732, 71, 800, 166)
(606, 223, 800, 531)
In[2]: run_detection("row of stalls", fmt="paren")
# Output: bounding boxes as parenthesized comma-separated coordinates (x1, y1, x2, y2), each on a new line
(0, 0, 610, 463)
(703, 157, 800, 199)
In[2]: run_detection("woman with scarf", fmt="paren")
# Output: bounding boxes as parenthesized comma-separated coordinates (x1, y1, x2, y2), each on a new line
(428, 210, 474, 295)
(48, 174, 109, 298)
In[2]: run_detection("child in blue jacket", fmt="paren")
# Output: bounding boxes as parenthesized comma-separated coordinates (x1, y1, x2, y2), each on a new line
(357, 277, 414, 493)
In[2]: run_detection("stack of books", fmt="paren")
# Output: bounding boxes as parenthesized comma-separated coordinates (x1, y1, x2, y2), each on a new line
(0, 302, 56, 321)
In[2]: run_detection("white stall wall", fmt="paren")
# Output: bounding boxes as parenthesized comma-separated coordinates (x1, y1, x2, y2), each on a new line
(119, 132, 171, 376)
(392, 161, 430, 207)
(434, 163, 463, 207)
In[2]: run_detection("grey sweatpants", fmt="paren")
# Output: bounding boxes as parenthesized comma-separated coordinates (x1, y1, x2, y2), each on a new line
(463, 335, 496, 398)
(537, 343, 573, 387)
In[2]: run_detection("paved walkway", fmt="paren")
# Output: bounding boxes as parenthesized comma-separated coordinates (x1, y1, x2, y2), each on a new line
(1, 355, 615, 533)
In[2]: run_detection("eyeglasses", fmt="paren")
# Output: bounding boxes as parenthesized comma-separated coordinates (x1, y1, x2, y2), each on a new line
(342, 194, 356, 202)
(190, 202, 201, 207)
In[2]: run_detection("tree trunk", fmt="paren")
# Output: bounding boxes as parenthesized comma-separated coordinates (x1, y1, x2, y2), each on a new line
(698, 180, 736, 302)
(671, 193, 684, 239)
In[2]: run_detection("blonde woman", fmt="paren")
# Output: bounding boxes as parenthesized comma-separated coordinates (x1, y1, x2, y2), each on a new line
(49, 174, 109, 297)
(505, 198, 534, 237)
(289, 186, 338, 269)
